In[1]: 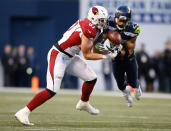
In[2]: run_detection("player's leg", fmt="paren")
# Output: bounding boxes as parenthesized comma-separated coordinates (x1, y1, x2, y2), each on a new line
(66, 55, 99, 115)
(15, 48, 57, 125)
(112, 60, 133, 107)
(112, 60, 126, 90)
(15, 47, 69, 125)
(14, 88, 55, 126)
(126, 55, 142, 100)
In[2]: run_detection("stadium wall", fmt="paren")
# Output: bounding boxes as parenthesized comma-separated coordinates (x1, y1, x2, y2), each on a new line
(0, 0, 79, 87)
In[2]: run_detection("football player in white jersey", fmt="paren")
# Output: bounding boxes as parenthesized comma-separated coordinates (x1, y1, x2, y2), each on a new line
(14, 6, 116, 125)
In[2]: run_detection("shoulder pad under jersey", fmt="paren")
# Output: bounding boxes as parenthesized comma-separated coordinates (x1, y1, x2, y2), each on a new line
(125, 22, 140, 38)
(79, 18, 97, 40)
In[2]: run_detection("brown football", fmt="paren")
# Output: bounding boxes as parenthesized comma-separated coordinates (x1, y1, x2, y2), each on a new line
(107, 30, 122, 45)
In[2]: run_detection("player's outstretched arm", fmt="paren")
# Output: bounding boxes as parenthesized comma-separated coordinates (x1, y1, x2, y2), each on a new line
(126, 36, 137, 57)
(81, 35, 105, 60)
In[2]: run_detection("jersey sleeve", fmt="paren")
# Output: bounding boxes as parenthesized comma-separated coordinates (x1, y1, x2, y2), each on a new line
(132, 23, 140, 37)
(79, 19, 97, 40)
(125, 23, 140, 40)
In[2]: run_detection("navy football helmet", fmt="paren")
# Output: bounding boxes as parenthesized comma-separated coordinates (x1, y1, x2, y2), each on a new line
(115, 6, 132, 30)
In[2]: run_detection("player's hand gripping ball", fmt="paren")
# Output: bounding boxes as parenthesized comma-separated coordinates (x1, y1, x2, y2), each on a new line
(107, 30, 122, 46)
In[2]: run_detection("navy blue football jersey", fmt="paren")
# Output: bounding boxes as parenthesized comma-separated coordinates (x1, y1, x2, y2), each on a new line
(107, 16, 140, 41)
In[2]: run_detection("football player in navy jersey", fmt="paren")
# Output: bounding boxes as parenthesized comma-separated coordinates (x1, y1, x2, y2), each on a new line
(96, 5, 142, 107)
(109, 6, 142, 107)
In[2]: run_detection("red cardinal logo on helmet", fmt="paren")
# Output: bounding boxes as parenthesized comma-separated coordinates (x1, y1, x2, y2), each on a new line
(92, 7, 99, 15)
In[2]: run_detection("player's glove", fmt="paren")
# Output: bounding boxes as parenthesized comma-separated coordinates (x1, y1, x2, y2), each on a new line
(103, 51, 118, 59)
(95, 43, 105, 52)
(115, 44, 123, 53)
(106, 44, 123, 53)
(104, 44, 123, 59)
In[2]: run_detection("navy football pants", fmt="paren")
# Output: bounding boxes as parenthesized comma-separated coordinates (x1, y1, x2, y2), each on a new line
(112, 54, 139, 91)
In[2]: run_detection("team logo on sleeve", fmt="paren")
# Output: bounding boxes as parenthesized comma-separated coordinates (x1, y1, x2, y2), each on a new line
(92, 7, 99, 15)
(134, 27, 140, 34)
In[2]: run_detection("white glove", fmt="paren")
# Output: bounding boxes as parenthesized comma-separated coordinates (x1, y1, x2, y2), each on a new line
(103, 51, 118, 59)
(106, 44, 123, 53)
(104, 44, 123, 59)
(115, 44, 123, 52)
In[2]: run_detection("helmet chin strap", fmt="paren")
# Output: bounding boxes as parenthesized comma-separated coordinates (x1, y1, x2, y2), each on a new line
(97, 23, 106, 30)
(116, 24, 125, 30)
(97, 25, 102, 29)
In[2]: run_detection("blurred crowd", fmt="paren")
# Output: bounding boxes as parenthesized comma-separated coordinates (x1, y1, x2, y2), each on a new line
(1, 44, 36, 87)
(135, 41, 171, 93)
(0, 44, 79, 89)
(1, 41, 171, 93)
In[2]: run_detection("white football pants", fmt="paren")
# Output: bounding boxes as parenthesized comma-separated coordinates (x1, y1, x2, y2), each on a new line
(46, 46, 97, 92)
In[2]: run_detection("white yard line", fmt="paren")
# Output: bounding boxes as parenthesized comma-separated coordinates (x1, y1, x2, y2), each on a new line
(0, 87, 171, 99)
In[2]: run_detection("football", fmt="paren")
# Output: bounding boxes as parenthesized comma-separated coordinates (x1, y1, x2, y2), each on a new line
(107, 30, 122, 45)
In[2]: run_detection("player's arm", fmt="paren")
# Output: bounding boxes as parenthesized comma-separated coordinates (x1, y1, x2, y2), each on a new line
(121, 24, 140, 57)
(126, 24, 140, 57)
(126, 36, 137, 57)
(81, 34, 105, 60)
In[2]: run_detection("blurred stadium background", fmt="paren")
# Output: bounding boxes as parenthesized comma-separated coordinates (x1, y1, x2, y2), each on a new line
(0, 0, 171, 130)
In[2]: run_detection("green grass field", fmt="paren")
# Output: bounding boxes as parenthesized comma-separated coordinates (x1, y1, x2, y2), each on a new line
(0, 91, 171, 131)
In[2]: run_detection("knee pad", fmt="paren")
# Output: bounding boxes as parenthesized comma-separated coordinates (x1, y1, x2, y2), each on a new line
(85, 78, 97, 84)
(46, 88, 56, 97)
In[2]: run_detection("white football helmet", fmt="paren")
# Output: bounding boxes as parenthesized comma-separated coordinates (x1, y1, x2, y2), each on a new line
(88, 6, 108, 29)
